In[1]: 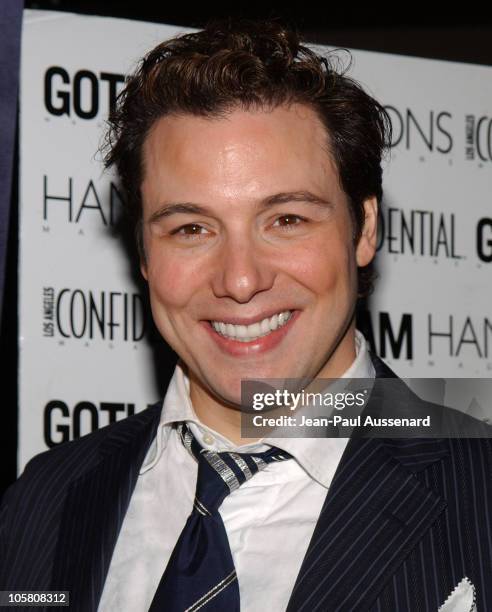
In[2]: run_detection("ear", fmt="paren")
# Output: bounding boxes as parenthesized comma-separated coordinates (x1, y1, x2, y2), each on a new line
(355, 196, 378, 267)
(137, 221, 148, 281)
(140, 257, 148, 281)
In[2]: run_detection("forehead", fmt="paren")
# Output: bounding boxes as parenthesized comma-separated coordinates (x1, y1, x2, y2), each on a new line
(141, 103, 342, 207)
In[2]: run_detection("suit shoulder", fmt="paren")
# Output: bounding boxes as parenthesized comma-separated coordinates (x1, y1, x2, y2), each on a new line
(414, 395, 492, 439)
(2, 401, 162, 506)
(0, 401, 162, 580)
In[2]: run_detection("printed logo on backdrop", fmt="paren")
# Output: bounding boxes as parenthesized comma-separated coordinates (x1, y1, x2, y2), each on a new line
(43, 398, 156, 447)
(377, 207, 492, 265)
(385, 105, 492, 164)
(42, 286, 146, 343)
(385, 105, 453, 154)
(42, 66, 128, 232)
(377, 206, 463, 259)
(378, 106, 492, 267)
(44, 66, 125, 120)
(477, 218, 492, 263)
(43, 174, 124, 230)
(358, 311, 492, 371)
(465, 115, 492, 162)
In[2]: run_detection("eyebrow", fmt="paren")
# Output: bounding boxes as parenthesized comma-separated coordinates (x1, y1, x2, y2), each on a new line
(147, 190, 334, 224)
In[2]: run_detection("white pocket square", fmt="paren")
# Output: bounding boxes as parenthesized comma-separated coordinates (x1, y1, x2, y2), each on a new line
(438, 577, 476, 612)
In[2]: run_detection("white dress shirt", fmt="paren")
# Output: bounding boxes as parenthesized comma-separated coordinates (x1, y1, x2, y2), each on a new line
(98, 330, 375, 612)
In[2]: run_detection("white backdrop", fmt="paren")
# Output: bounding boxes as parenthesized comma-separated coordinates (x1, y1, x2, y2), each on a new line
(18, 10, 492, 470)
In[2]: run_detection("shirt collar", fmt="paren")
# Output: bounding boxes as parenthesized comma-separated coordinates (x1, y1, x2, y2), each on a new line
(140, 330, 375, 488)
(261, 329, 375, 488)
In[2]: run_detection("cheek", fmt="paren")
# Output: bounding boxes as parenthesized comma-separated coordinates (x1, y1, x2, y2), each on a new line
(282, 235, 356, 297)
(146, 250, 201, 309)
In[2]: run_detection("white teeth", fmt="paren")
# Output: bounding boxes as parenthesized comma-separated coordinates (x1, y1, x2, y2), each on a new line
(236, 325, 247, 339)
(211, 310, 293, 342)
(260, 318, 270, 335)
(247, 322, 262, 337)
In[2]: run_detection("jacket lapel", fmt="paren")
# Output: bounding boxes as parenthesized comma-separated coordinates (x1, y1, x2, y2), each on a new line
(50, 401, 163, 612)
(286, 355, 449, 611)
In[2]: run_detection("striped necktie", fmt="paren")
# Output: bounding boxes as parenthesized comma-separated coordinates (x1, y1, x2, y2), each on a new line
(148, 421, 292, 611)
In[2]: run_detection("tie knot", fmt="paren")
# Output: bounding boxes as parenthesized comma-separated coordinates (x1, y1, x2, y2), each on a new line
(178, 422, 292, 515)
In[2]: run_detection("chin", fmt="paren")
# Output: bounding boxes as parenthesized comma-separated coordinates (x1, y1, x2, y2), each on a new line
(210, 384, 244, 409)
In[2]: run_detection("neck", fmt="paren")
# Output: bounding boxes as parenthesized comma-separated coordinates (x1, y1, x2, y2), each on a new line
(188, 326, 357, 446)
(189, 374, 257, 445)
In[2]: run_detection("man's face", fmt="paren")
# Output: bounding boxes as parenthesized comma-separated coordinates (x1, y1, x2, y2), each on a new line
(140, 103, 376, 405)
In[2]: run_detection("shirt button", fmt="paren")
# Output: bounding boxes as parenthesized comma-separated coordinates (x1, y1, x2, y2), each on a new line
(202, 433, 215, 445)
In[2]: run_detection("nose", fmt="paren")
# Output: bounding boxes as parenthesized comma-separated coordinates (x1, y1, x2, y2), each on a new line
(211, 235, 275, 303)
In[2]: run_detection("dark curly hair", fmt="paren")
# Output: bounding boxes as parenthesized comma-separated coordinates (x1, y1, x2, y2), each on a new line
(103, 17, 392, 296)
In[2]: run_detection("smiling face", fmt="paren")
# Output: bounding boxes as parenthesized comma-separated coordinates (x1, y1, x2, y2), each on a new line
(140, 102, 377, 417)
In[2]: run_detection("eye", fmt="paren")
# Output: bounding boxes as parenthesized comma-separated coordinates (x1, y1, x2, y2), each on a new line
(171, 223, 209, 237)
(272, 214, 306, 229)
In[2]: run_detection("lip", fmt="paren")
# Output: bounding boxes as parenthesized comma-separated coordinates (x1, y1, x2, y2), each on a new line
(201, 310, 300, 357)
(204, 307, 295, 326)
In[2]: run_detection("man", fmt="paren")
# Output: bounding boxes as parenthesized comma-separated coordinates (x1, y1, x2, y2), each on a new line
(1, 17, 491, 612)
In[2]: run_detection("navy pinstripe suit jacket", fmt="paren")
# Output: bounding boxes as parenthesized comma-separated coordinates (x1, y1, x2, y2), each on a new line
(1, 355, 492, 611)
